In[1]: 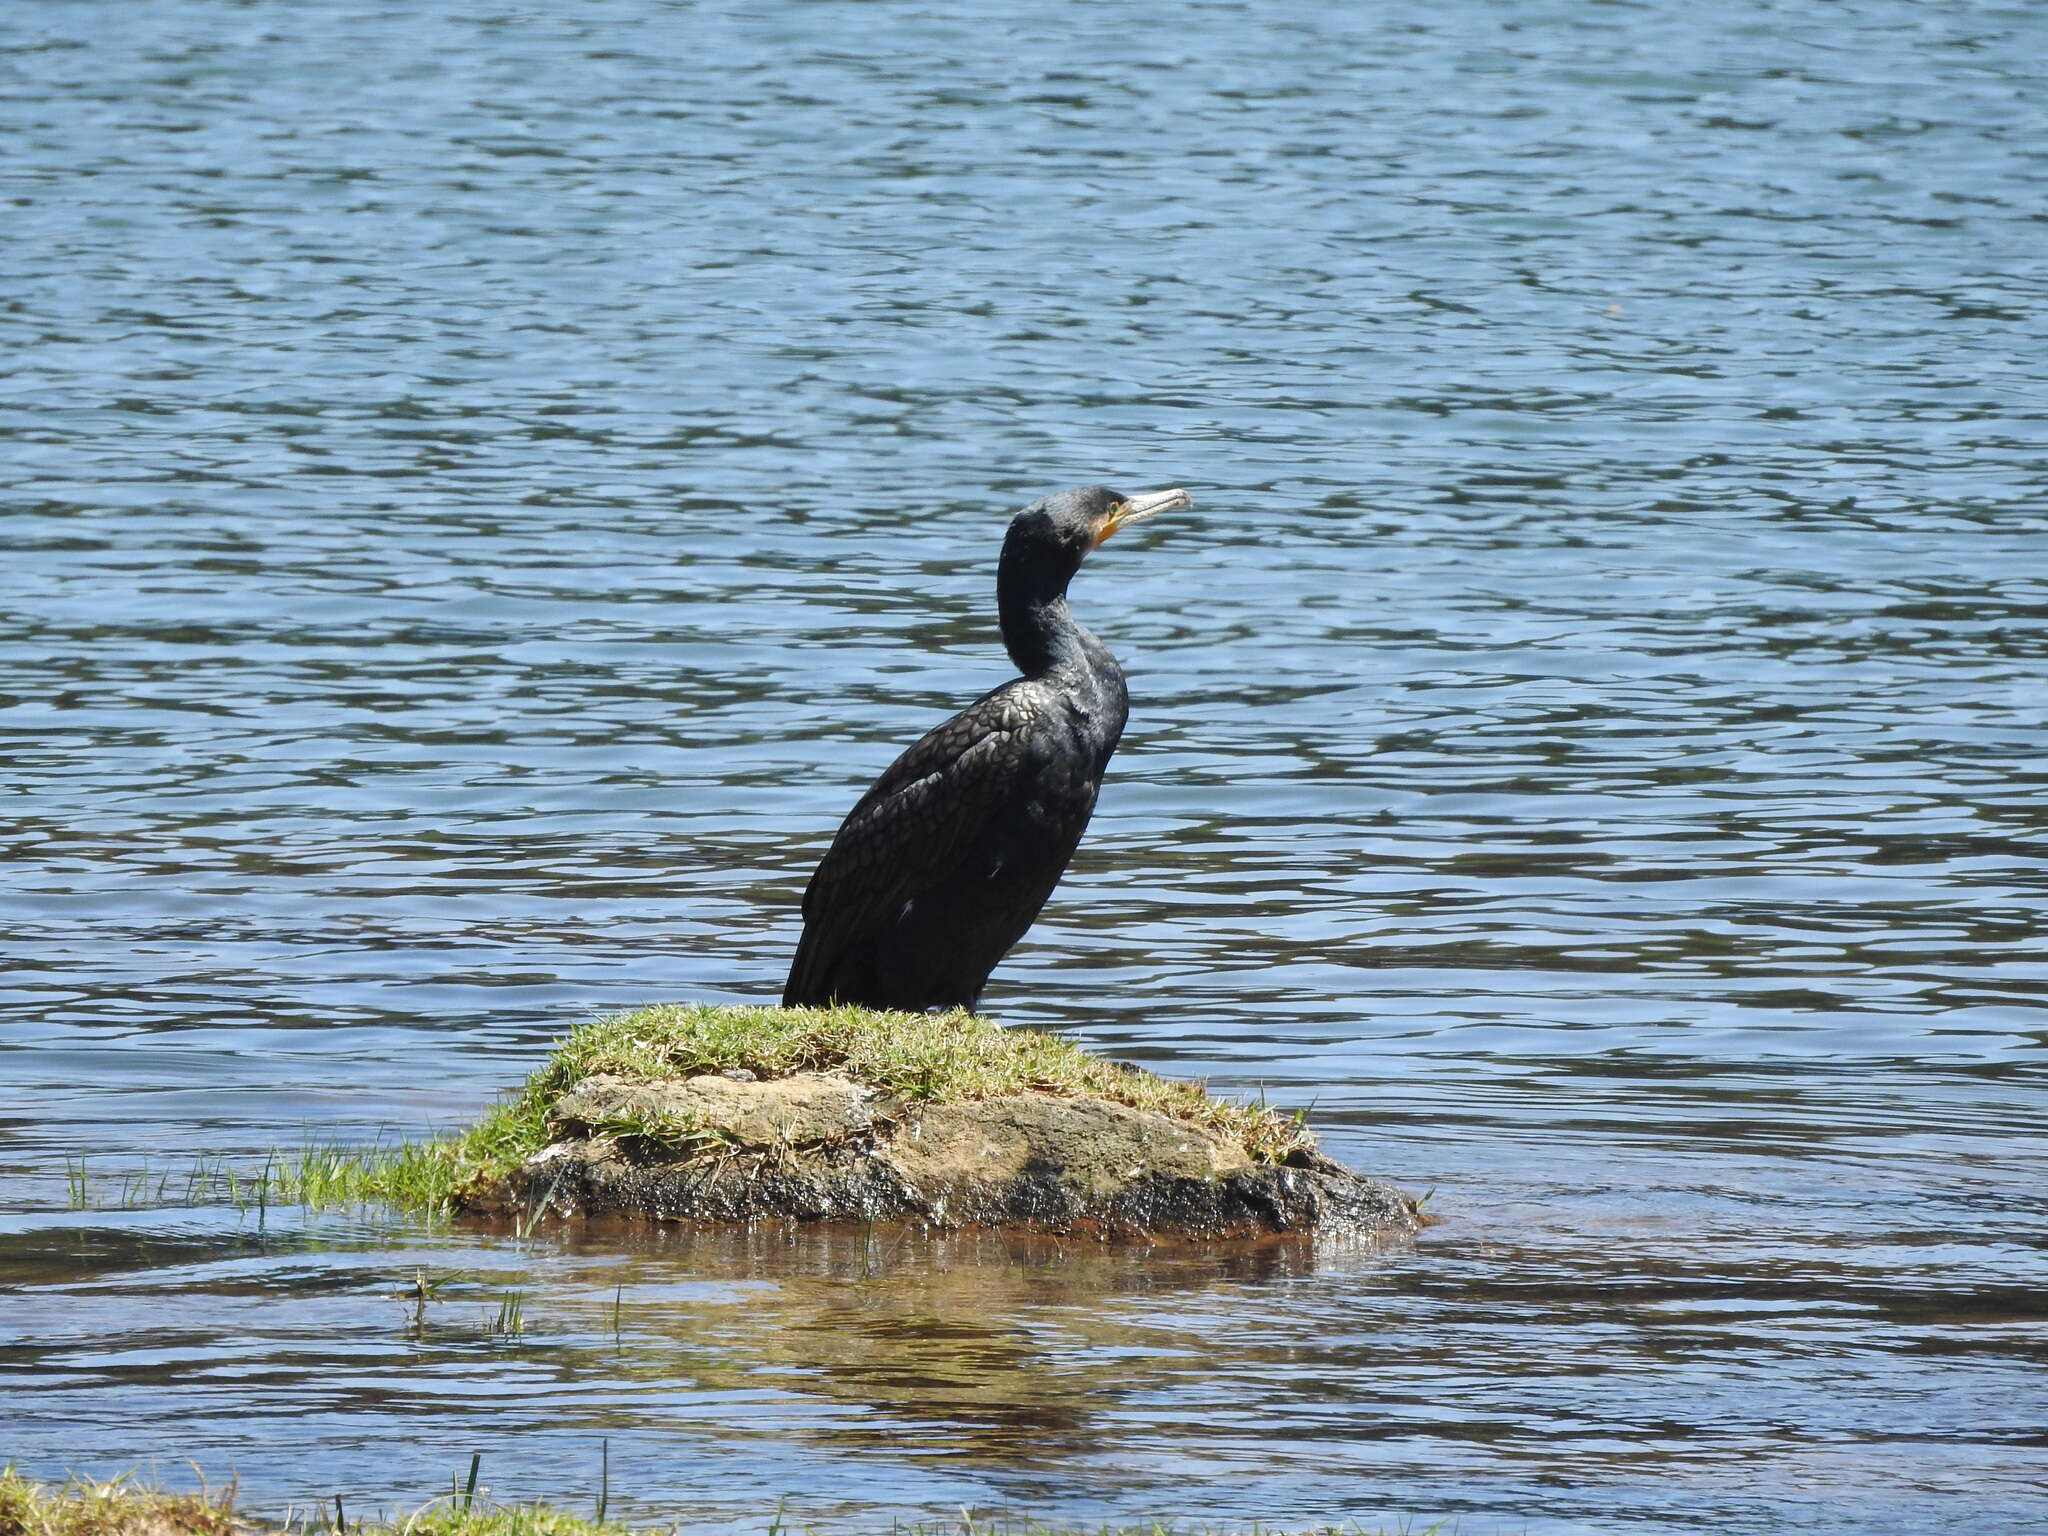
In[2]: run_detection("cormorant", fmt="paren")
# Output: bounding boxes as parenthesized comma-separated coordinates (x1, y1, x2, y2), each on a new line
(783, 484, 1190, 1012)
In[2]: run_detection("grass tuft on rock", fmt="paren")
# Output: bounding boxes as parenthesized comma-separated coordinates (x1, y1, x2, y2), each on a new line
(252, 1004, 1313, 1215)
(523, 1004, 1312, 1165)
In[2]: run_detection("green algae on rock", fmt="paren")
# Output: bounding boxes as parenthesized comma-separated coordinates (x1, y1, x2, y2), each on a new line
(453, 1005, 1420, 1241)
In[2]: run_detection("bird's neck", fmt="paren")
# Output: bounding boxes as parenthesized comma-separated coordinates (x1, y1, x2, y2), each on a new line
(1002, 591, 1107, 680)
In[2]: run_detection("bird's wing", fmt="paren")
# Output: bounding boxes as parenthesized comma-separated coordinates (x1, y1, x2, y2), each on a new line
(786, 684, 1049, 998)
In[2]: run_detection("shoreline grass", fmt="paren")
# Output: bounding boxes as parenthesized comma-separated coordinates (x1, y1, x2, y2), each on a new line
(58, 1006, 1315, 1219)
(0, 1469, 1428, 1536)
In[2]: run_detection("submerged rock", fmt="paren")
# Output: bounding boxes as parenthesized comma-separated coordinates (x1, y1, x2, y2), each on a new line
(462, 1070, 1418, 1240)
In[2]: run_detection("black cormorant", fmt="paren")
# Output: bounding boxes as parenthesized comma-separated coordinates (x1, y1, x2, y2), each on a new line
(783, 484, 1190, 1012)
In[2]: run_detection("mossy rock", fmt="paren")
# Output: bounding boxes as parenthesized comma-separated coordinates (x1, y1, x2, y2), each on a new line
(454, 1006, 1419, 1241)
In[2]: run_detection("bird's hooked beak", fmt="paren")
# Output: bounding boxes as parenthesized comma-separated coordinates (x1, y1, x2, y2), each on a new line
(1095, 487, 1192, 546)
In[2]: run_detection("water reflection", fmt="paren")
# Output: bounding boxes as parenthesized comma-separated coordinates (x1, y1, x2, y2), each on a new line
(541, 1224, 1411, 1457)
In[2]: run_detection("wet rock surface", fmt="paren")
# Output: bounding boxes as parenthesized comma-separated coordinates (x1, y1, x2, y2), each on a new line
(462, 1071, 1419, 1239)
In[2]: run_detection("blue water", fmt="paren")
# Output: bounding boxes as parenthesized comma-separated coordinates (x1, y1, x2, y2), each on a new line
(3, 2, 2046, 1532)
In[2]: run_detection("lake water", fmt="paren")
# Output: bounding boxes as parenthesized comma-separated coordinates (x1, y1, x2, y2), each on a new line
(3, 1, 2045, 1532)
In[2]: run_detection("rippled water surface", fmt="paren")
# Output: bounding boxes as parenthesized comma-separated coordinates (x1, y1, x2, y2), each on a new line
(4, 1, 2046, 1532)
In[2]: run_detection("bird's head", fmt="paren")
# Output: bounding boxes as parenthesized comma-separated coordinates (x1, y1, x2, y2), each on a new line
(1003, 485, 1192, 587)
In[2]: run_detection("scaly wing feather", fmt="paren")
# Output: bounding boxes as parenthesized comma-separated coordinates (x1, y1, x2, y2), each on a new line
(783, 681, 1049, 1006)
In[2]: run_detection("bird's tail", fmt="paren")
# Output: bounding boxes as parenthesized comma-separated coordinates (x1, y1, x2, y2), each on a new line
(781, 923, 831, 1007)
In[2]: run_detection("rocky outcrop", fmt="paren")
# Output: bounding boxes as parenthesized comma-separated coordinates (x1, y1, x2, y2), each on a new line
(460, 1071, 1418, 1240)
